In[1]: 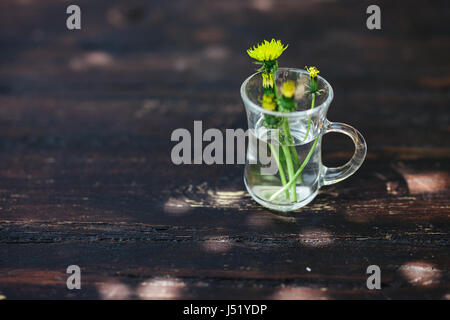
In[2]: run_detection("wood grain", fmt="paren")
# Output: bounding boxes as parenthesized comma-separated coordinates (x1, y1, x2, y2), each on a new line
(0, 0, 449, 299)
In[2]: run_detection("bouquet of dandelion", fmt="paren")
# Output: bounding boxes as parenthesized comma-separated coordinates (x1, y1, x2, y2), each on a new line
(243, 39, 325, 210)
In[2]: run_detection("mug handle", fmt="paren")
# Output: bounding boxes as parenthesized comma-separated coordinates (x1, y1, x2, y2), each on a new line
(321, 121, 367, 186)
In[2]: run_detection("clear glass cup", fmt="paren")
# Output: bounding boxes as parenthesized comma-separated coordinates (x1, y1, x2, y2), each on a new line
(241, 68, 367, 212)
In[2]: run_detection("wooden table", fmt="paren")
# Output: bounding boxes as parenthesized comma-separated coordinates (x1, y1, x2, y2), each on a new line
(0, 0, 448, 299)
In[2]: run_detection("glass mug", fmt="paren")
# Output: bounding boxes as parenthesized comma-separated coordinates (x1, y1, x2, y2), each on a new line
(241, 68, 367, 212)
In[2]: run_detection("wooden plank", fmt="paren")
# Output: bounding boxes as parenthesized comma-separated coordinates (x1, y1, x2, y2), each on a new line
(0, 0, 449, 299)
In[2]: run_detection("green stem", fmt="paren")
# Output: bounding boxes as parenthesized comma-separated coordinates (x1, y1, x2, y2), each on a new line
(268, 141, 289, 200)
(290, 145, 300, 170)
(282, 117, 303, 186)
(272, 74, 279, 101)
(302, 93, 315, 143)
(280, 143, 297, 202)
(269, 136, 319, 202)
(268, 68, 299, 202)
(282, 119, 300, 170)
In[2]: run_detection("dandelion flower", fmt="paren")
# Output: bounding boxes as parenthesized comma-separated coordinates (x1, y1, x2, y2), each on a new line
(262, 94, 277, 111)
(281, 80, 296, 98)
(279, 81, 297, 112)
(247, 39, 288, 62)
(262, 72, 275, 88)
(305, 66, 319, 78)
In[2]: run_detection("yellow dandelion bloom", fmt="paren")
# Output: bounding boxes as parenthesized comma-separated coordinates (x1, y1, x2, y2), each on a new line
(262, 94, 277, 111)
(262, 72, 275, 88)
(281, 80, 296, 98)
(247, 39, 288, 62)
(305, 66, 319, 78)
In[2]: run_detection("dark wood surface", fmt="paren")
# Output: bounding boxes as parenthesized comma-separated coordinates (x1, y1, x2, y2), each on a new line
(0, 0, 449, 299)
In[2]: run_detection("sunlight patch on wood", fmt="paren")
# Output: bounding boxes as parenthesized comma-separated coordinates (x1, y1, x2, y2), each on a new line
(164, 197, 192, 216)
(271, 287, 329, 300)
(97, 281, 132, 300)
(69, 51, 114, 71)
(298, 228, 335, 247)
(209, 190, 246, 207)
(202, 237, 233, 253)
(402, 172, 448, 194)
(137, 277, 185, 300)
(399, 261, 441, 287)
(250, 0, 273, 12)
